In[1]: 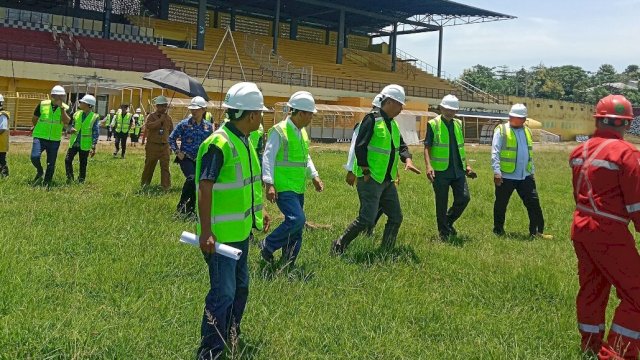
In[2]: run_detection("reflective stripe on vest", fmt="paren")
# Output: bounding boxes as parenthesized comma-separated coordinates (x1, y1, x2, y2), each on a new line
(195, 126, 263, 243)
(496, 123, 533, 173)
(353, 114, 400, 183)
(69, 111, 98, 151)
(33, 100, 65, 141)
(272, 119, 309, 194)
(428, 116, 466, 172)
(574, 139, 630, 225)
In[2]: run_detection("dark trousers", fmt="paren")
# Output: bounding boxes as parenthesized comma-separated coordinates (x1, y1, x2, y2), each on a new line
(432, 175, 470, 236)
(177, 158, 196, 214)
(106, 127, 113, 140)
(65, 146, 89, 181)
(30, 138, 60, 183)
(0, 152, 7, 176)
(114, 132, 127, 157)
(264, 191, 305, 263)
(198, 238, 250, 360)
(493, 175, 545, 235)
(337, 178, 403, 249)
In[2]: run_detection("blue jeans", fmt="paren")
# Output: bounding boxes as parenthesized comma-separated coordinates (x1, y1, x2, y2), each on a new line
(198, 238, 250, 360)
(264, 191, 305, 262)
(31, 138, 60, 183)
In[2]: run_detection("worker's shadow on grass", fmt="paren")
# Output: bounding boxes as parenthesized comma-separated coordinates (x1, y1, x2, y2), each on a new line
(501, 232, 534, 242)
(258, 260, 316, 282)
(135, 185, 180, 197)
(346, 245, 420, 265)
(428, 234, 473, 248)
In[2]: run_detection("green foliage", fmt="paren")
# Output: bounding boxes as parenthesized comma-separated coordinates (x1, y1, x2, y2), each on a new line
(1, 143, 634, 358)
(460, 63, 640, 105)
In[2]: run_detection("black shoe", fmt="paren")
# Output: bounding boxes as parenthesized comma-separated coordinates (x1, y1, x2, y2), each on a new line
(447, 222, 457, 236)
(113, 151, 118, 157)
(493, 228, 505, 236)
(121, 155, 125, 159)
(439, 232, 450, 241)
(32, 173, 43, 184)
(78, 178, 85, 184)
(330, 240, 345, 256)
(66, 176, 74, 184)
(260, 248, 274, 263)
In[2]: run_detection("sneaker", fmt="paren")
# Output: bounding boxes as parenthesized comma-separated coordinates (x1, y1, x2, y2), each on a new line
(532, 233, 554, 240)
(330, 240, 345, 256)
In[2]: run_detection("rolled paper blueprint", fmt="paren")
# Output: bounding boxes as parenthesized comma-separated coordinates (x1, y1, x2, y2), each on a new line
(179, 231, 242, 260)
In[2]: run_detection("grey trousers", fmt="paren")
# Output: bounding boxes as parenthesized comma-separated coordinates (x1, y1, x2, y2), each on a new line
(337, 178, 403, 249)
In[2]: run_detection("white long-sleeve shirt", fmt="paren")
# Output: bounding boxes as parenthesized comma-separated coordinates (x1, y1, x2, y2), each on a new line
(344, 123, 360, 171)
(491, 124, 534, 180)
(262, 117, 318, 185)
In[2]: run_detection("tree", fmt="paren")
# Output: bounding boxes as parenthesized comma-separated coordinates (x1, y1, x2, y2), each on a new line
(547, 65, 589, 101)
(459, 65, 500, 93)
(622, 65, 640, 82)
(593, 64, 619, 86)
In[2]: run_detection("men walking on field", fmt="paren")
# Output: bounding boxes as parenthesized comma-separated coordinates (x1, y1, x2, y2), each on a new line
(31, 85, 71, 185)
(113, 104, 132, 158)
(569, 95, 640, 359)
(423, 94, 476, 240)
(130, 108, 144, 147)
(169, 96, 213, 216)
(103, 109, 115, 141)
(260, 91, 324, 265)
(332, 84, 421, 255)
(491, 104, 552, 239)
(195, 82, 271, 360)
(141, 96, 173, 190)
(65, 95, 99, 183)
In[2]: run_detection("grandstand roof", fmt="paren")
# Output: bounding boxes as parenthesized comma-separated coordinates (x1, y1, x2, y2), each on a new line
(197, 0, 515, 36)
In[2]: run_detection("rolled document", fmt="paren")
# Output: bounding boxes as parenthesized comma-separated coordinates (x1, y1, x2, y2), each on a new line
(179, 231, 242, 261)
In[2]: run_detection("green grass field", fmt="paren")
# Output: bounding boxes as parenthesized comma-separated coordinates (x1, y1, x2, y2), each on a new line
(0, 141, 636, 359)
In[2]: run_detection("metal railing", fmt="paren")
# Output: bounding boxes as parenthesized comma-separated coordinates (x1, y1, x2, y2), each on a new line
(242, 34, 313, 86)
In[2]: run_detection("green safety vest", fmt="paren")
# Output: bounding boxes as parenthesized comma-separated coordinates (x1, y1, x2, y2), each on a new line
(496, 123, 533, 173)
(115, 112, 132, 134)
(270, 119, 309, 194)
(33, 100, 66, 141)
(133, 114, 144, 135)
(69, 110, 98, 151)
(195, 126, 264, 243)
(0, 110, 10, 152)
(353, 113, 400, 183)
(205, 112, 213, 122)
(428, 115, 466, 172)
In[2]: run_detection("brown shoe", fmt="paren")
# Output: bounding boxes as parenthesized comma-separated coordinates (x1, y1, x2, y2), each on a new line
(532, 233, 554, 240)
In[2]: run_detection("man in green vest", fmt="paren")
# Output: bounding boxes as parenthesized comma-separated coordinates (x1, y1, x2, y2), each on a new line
(0, 93, 9, 177)
(332, 84, 421, 255)
(30, 85, 71, 185)
(195, 82, 271, 360)
(260, 91, 324, 265)
(130, 107, 143, 147)
(491, 104, 552, 239)
(113, 103, 132, 158)
(64, 95, 100, 183)
(424, 94, 476, 240)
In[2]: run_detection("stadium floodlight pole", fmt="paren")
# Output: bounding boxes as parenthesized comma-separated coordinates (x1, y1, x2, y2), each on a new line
(273, 0, 281, 54)
(437, 26, 443, 78)
(201, 28, 246, 85)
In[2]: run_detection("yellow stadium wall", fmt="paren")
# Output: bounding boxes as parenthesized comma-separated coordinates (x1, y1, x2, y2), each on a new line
(510, 96, 595, 140)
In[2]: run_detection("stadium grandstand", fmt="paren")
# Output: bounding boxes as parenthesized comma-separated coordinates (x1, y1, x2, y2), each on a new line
(0, 0, 520, 143)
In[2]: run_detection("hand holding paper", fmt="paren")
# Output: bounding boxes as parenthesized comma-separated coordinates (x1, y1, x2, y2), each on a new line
(179, 231, 242, 260)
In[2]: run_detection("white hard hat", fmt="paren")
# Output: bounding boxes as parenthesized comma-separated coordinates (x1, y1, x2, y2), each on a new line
(380, 84, 406, 105)
(153, 95, 169, 105)
(109, 109, 115, 114)
(287, 91, 317, 113)
(135, 108, 142, 113)
(0, 94, 4, 103)
(372, 94, 383, 108)
(223, 82, 268, 111)
(79, 94, 96, 107)
(51, 85, 66, 96)
(440, 94, 460, 110)
(509, 103, 528, 118)
(188, 96, 208, 110)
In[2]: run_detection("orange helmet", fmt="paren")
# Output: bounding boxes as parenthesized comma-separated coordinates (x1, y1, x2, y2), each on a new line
(593, 95, 634, 126)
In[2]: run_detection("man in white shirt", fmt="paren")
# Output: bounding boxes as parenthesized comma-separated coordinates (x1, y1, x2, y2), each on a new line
(0, 94, 9, 177)
(261, 91, 324, 266)
(491, 103, 552, 239)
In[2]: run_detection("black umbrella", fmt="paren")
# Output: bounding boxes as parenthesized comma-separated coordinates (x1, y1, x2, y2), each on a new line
(143, 69, 209, 101)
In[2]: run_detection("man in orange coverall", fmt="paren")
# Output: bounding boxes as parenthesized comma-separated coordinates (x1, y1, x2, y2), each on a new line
(570, 94, 640, 359)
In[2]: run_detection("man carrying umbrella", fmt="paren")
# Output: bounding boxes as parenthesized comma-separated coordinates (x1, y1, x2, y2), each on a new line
(141, 96, 173, 190)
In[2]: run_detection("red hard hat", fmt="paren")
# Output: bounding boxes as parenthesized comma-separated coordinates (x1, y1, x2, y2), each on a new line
(593, 95, 634, 120)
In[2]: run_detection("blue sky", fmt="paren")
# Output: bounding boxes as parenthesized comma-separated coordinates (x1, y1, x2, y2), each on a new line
(384, 0, 640, 77)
